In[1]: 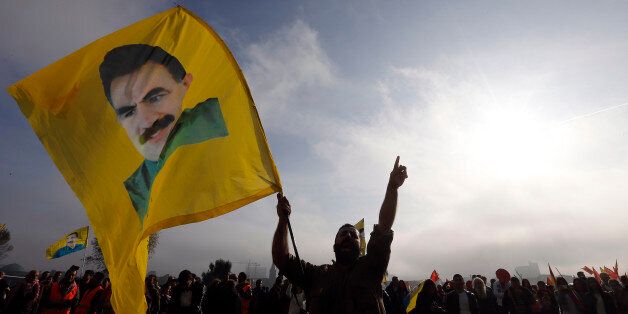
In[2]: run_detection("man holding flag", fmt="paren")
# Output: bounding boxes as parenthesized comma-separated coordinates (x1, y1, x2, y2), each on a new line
(273, 156, 408, 314)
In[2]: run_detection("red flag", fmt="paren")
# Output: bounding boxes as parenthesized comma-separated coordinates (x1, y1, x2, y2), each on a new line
(582, 266, 594, 275)
(430, 270, 440, 282)
(591, 267, 602, 284)
(548, 263, 557, 286)
(604, 266, 619, 280)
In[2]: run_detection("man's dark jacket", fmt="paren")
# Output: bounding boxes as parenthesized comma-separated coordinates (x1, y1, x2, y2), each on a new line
(445, 290, 480, 314)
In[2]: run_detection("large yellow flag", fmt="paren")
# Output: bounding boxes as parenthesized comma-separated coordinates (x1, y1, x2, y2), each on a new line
(7, 6, 281, 312)
(45, 226, 89, 260)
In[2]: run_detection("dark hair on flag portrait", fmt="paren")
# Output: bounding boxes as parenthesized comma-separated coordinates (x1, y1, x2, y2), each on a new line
(99, 44, 187, 106)
(98, 43, 229, 222)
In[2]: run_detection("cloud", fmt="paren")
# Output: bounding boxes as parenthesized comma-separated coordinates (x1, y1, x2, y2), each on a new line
(0, 0, 169, 75)
(310, 56, 628, 278)
(244, 19, 339, 134)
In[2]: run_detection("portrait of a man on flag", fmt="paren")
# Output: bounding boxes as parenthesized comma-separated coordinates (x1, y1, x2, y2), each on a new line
(98, 44, 229, 220)
(45, 226, 89, 259)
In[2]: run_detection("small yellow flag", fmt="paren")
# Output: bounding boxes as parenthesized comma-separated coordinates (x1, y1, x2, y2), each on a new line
(45, 226, 89, 259)
(8, 6, 281, 312)
(406, 280, 425, 313)
(354, 218, 366, 256)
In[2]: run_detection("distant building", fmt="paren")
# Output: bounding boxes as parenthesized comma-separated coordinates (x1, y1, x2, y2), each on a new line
(515, 262, 541, 279)
(514, 261, 574, 285)
(269, 263, 277, 281)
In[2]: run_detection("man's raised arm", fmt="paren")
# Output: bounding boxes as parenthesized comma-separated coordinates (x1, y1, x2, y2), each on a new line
(378, 156, 408, 231)
(272, 193, 291, 269)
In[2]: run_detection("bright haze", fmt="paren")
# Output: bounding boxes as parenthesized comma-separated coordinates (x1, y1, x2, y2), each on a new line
(1, 0, 627, 280)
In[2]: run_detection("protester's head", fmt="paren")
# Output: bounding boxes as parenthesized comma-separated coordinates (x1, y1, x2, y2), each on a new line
(228, 273, 238, 282)
(90, 272, 105, 289)
(490, 278, 496, 287)
(537, 281, 547, 291)
(600, 272, 610, 284)
(274, 276, 283, 286)
(66, 232, 79, 249)
(83, 269, 94, 282)
(53, 271, 63, 282)
(620, 275, 628, 287)
(577, 271, 586, 279)
(522, 279, 531, 290)
(586, 277, 602, 293)
(178, 269, 193, 288)
(423, 279, 437, 297)
(99, 44, 193, 161)
(40, 271, 51, 283)
(437, 284, 444, 295)
(146, 274, 157, 288)
(453, 274, 465, 292)
(103, 277, 111, 289)
(238, 272, 247, 284)
(556, 277, 568, 288)
(472, 277, 487, 299)
(510, 277, 521, 288)
(26, 270, 39, 283)
(333, 223, 360, 265)
(255, 279, 262, 288)
(162, 283, 173, 295)
(64, 265, 80, 283)
(466, 280, 473, 291)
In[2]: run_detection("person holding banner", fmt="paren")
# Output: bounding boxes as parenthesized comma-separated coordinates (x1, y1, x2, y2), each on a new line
(272, 156, 408, 314)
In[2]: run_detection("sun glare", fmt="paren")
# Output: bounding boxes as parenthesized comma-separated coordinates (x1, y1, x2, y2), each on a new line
(464, 108, 558, 179)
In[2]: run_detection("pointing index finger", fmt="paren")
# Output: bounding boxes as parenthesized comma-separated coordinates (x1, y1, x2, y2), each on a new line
(394, 156, 400, 169)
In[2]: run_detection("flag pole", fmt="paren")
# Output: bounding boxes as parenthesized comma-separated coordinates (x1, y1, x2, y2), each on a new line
(81, 226, 90, 277)
(286, 217, 304, 276)
(554, 266, 564, 278)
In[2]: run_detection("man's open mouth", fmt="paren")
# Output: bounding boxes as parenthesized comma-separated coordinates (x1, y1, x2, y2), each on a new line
(139, 115, 175, 144)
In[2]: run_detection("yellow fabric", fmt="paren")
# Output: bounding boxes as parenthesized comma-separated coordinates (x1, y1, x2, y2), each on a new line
(45, 226, 89, 259)
(406, 280, 425, 313)
(354, 218, 366, 256)
(7, 6, 281, 312)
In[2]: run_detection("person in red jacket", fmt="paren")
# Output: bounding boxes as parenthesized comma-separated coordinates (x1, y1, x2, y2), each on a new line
(40, 265, 80, 314)
(75, 272, 105, 314)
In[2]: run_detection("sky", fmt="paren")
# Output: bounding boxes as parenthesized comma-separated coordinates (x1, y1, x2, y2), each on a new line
(1, 0, 627, 280)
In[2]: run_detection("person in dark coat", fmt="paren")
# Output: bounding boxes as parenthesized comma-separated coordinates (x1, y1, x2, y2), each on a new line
(503, 277, 534, 314)
(446, 274, 480, 314)
(410, 279, 446, 314)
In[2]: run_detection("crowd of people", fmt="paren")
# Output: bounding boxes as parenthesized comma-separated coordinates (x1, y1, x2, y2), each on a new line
(401, 271, 628, 314)
(1, 265, 627, 314)
(1, 158, 627, 313)
(0, 266, 112, 313)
